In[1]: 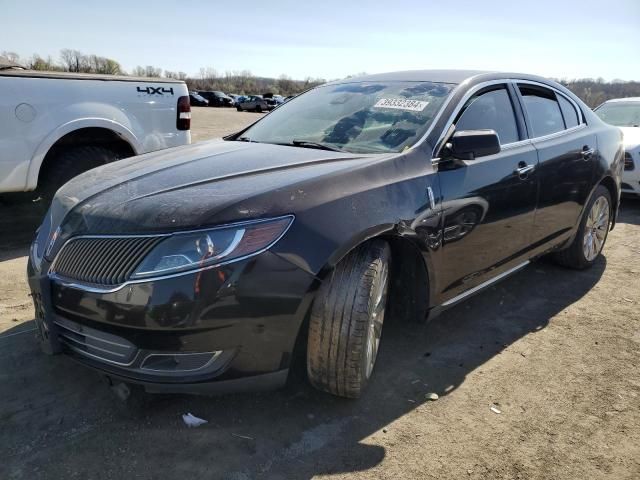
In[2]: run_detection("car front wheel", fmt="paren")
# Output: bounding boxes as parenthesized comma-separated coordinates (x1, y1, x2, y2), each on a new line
(307, 239, 390, 398)
(554, 185, 612, 269)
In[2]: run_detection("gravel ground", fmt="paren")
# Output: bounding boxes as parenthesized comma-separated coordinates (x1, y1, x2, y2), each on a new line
(1, 107, 639, 479)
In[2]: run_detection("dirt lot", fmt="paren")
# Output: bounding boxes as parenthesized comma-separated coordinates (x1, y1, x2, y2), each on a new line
(1, 107, 639, 479)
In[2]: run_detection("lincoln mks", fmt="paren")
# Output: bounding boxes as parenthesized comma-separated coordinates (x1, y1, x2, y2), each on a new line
(28, 70, 623, 398)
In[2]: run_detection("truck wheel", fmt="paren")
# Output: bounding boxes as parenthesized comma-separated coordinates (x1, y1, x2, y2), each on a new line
(307, 239, 391, 398)
(38, 146, 120, 203)
(553, 185, 612, 269)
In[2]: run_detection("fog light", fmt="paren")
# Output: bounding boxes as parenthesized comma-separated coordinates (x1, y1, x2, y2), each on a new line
(140, 351, 222, 372)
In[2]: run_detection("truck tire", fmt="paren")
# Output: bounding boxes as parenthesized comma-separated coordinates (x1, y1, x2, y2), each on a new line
(38, 146, 119, 203)
(553, 185, 612, 269)
(307, 239, 391, 398)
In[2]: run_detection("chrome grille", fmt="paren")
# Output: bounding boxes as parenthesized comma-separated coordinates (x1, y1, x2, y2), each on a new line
(51, 236, 163, 286)
(624, 152, 634, 171)
(55, 316, 137, 365)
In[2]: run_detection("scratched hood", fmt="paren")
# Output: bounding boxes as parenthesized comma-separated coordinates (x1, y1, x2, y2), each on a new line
(41, 139, 368, 259)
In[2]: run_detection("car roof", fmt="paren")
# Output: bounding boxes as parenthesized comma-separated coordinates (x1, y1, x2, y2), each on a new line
(325, 69, 558, 86)
(328, 69, 491, 84)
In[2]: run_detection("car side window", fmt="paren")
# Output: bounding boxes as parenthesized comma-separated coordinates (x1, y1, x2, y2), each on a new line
(454, 88, 520, 145)
(557, 95, 581, 129)
(518, 85, 565, 137)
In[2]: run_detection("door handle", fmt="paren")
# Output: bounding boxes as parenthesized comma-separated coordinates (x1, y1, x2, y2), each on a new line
(582, 146, 595, 160)
(514, 163, 535, 178)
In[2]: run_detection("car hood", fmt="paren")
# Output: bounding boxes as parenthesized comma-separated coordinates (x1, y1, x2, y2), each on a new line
(620, 127, 640, 148)
(43, 140, 369, 255)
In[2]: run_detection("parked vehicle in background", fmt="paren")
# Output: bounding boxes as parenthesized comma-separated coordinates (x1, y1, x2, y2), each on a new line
(0, 69, 191, 202)
(198, 91, 234, 107)
(236, 95, 272, 112)
(594, 97, 640, 196)
(27, 70, 621, 399)
(228, 94, 242, 105)
(262, 93, 285, 109)
(231, 94, 248, 105)
(189, 91, 209, 107)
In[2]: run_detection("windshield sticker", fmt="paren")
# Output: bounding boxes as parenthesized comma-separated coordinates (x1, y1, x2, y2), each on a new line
(373, 98, 429, 111)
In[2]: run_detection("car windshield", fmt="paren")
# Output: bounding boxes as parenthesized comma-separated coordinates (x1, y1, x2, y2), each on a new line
(235, 81, 454, 154)
(595, 101, 640, 127)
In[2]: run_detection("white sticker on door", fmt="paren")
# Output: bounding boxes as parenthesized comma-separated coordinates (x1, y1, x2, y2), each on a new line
(373, 98, 429, 111)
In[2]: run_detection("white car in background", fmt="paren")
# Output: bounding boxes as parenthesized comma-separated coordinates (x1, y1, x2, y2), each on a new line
(594, 97, 640, 196)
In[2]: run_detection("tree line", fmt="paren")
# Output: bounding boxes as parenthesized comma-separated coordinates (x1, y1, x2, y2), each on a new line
(1, 50, 324, 96)
(2, 49, 639, 103)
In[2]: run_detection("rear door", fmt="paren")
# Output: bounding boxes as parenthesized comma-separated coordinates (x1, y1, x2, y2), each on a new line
(435, 84, 539, 302)
(515, 82, 596, 246)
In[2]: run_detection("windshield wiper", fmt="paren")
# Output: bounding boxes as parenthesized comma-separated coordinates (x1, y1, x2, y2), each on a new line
(290, 140, 345, 152)
(236, 136, 258, 142)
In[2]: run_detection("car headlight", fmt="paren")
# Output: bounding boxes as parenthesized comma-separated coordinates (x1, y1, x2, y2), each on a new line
(130, 216, 293, 279)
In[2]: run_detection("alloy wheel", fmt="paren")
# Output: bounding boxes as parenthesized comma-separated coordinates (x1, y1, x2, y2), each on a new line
(583, 195, 610, 261)
(364, 261, 389, 379)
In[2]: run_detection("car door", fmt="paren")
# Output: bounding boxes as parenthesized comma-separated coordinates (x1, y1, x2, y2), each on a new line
(435, 84, 539, 302)
(515, 82, 596, 246)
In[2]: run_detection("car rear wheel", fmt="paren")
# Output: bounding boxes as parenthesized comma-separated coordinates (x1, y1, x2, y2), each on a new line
(255, 105, 262, 113)
(35, 146, 119, 209)
(307, 239, 390, 398)
(553, 185, 612, 269)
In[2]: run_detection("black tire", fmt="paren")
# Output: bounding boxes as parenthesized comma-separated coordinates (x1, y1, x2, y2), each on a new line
(307, 239, 391, 398)
(237, 106, 242, 112)
(255, 105, 262, 113)
(553, 185, 612, 269)
(38, 146, 119, 203)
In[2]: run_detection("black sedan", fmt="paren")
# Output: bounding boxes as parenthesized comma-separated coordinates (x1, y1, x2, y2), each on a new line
(198, 90, 234, 107)
(189, 92, 209, 107)
(28, 70, 623, 398)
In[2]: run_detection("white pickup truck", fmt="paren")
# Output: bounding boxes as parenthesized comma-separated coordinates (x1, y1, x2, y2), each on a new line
(0, 68, 191, 201)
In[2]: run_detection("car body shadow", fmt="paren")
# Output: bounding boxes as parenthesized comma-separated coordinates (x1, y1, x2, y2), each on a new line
(0, 255, 606, 478)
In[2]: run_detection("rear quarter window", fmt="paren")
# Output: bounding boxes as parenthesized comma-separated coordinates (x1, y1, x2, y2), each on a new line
(557, 95, 581, 129)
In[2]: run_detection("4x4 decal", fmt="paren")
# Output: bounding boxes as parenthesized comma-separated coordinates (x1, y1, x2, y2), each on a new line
(136, 86, 174, 95)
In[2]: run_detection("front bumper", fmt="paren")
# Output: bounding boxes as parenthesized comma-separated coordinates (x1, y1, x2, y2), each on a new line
(28, 251, 317, 394)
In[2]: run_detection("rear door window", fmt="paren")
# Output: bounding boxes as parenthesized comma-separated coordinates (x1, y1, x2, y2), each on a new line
(518, 85, 565, 137)
(454, 87, 520, 145)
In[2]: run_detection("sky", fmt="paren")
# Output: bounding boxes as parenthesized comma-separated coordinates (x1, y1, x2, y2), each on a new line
(2, 0, 639, 81)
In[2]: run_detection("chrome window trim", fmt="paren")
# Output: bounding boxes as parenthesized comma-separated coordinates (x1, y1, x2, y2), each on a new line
(430, 79, 523, 160)
(515, 79, 586, 128)
(48, 215, 294, 294)
(521, 123, 587, 144)
(430, 78, 591, 163)
(401, 74, 488, 154)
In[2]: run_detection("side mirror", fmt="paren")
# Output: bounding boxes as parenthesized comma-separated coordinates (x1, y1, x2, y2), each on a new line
(444, 129, 501, 160)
